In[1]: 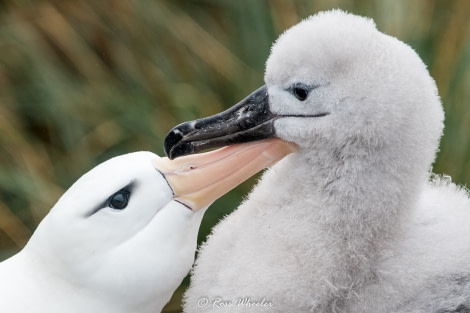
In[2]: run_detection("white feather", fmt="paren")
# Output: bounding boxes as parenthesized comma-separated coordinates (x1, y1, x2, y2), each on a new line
(183, 10, 470, 313)
(0, 152, 204, 313)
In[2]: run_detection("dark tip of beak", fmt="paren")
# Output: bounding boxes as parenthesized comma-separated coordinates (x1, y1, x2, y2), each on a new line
(164, 129, 184, 159)
(167, 141, 195, 160)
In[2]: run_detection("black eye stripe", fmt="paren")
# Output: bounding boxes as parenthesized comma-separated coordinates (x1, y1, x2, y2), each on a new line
(108, 189, 130, 210)
(84, 181, 135, 217)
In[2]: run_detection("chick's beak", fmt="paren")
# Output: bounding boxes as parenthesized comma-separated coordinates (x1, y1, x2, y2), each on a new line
(153, 138, 297, 211)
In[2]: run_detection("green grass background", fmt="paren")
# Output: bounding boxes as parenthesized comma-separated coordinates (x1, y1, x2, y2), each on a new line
(0, 1, 469, 311)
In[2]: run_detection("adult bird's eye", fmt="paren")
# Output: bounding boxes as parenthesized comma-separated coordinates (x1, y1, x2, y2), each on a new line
(291, 84, 310, 101)
(108, 189, 130, 210)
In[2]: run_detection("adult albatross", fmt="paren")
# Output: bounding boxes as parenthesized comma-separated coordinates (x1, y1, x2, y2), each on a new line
(0, 140, 294, 313)
(164, 10, 470, 313)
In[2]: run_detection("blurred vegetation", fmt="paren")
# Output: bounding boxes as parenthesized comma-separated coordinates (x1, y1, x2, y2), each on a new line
(0, 0, 469, 311)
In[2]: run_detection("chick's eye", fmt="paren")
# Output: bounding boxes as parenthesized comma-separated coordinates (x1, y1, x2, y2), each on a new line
(108, 189, 130, 210)
(291, 84, 310, 101)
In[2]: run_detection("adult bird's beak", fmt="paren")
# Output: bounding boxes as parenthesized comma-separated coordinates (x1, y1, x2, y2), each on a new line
(164, 86, 277, 160)
(154, 139, 297, 211)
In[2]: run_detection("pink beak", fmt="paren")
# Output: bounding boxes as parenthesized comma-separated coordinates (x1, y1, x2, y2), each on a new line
(153, 138, 297, 210)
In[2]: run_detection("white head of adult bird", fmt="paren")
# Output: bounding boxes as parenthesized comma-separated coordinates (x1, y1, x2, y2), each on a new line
(0, 141, 295, 313)
(164, 10, 470, 313)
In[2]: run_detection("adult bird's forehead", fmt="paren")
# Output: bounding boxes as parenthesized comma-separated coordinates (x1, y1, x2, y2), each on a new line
(57, 152, 163, 208)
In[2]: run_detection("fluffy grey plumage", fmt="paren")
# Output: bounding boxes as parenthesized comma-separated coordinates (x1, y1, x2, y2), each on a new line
(183, 10, 470, 313)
